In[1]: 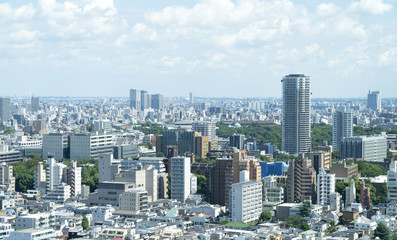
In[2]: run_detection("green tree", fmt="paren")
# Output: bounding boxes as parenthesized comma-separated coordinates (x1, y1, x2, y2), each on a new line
(374, 222, 391, 240)
(286, 215, 302, 228)
(156, 152, 165, 157)
(195, 174, 208, 199)
(259, 210, 272, 223)
(326, 220, 338, 234)
(300, 201, 312, 217)
(358, 161, 388, 177)
(392, 235, 397, 240)
(300, 222, 311, 231)
(82, 215, 89, 230)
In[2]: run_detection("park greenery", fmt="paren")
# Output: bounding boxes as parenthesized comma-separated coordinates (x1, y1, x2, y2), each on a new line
(335, 179, 387, 206)
(134, 122, 164, 135)
(374, 222, 391, 240)
(0, 124, 14, 134)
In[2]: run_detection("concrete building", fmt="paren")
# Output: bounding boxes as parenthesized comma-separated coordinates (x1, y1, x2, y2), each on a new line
(367, 90, 381, 112)
(67, 161, 81, 197)
(140, 90, 149, 110)
(88, 182, 135, 206)
(130, 88, 141, 111)
(6, 228, 55, 240)
(0, 163, 15, 192)
(387, 161, 397, 202)
(317, 168, 335, 206)
(15, 212, 55, 229)
(303, 151, 331, 173)
(341, 134, 387, 162)
(119, 189, 148, 212)
(31, 96, 39, 112)
(94, 120, 112, 132)
(32, 119, 47, 135)
(0, 145, 22, 163)
(345, 179, 356, 207)
(330, 161, 360, 181)
(282, 74, 311, 155)
(34, 162, 46, 193)
(170, 157, 191, 202)
(229, 134, 245, 150)
(0, 97, 11, 124)
(151, 94, 164, 110)
(194, 135, 209, 158)
(231, 171, 262, 223)
(42, 133, 69, 160)
(46, 157, 66, 192)
(360, 180, 371, 209)
(113, 144, 138, 159)
(192, 121, 216, 141)
(286, 158, 316, 203)
(259, 161, 286, 178)
(263, 175, 284, 203)
(333, 107, 353, 151)
(69, 133, 113, 159)
(98, 154, 120, 183)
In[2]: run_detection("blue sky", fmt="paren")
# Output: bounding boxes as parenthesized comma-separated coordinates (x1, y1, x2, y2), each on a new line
(0, 0, 397, 98)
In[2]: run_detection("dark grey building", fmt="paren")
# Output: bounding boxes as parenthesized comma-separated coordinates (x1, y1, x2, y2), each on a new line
(151, 94, 164, 110)
(0, 97, 11, 124)
(229, 134, 245, 150)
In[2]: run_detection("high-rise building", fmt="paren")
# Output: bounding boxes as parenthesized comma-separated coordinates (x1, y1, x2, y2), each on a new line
(360, 180, 371, 209)
(286, 158, 316, 203)
(46, 156, 66, 192)
(282, 74, 311, 154)
(67, 161, 81, 197)
(170, 157, 191, 202)
(367, 90, 381, 112)
(33, 119, 47, 135)
(189, 92, 193, 103)
(317, 168, 335, 206)
(130, 89, 141, 111)
(141, 90, 149, 110)
(0, 97, 11, 124)
(231, 171, 262, 223)
(69, 133, 113, 159)
(387, 161, 397, 202)
(303, 151, 332, 173)
(229, 134, 245, 150)
(333, 107, 353, 151)
(0, 163, 15, 192)
(31, 96, 40, 112)
(192, 121, 216, 141)
(151, 94, 164, 110)
(345, 179, 356, 207)
(194, 135, 209, 158)
(42, 134, 70, 160)
(94, 120, 112, 132)
(340, 134, 387, 162)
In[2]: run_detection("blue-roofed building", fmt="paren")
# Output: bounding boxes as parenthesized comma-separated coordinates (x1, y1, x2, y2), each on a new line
(259, 161, 288, 178)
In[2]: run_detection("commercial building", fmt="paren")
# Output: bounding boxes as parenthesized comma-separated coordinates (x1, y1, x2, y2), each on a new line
(192, 121, 216, 141)
(0, 97, 11, 124)
(367, 90, 381, 112)
(119, 189, 148, 212)
(229, 134, 245, 150)
(303, 151, 331, 173)
(263, 175, 284, 203)
(0, 163, 15, 192)
(151, 94, 164, 110)
(387, 161, 397, 202)
(94, 119, 112, 132)
(333, 107, 353, 151)
(32, 119, 47, 135)
(0, 145, 21, 164)
(286, 158, 316, 203)
(88, 181, 135, 206)
(194, 135, 209, 158)
(231, 171, 262, 223)
(170, 157, 191, 202)
(31, 96, 39, 112)
(69, 133, 113, 159)
(330, 161, 360, 181)
(140, 90, 149, 110)
(317, 168, 335, 206)
(340, 134, 387, 162)
(130, 88, 141, 111)
(282, 74, 311, 154)
(113, 144, 138, 159)
(42, 133, 70, 160)
(259, 161, 287, 178)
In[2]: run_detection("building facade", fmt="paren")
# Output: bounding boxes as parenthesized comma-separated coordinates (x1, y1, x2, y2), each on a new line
(333, 107, 353, 151)
(170, 157, 191, 202)
(317, 168, 335, 206)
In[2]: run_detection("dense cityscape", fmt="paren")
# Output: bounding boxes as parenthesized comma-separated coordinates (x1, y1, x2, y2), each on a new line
(0, 73, 396, 239)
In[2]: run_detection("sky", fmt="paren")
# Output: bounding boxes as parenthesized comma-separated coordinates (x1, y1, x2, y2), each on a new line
(0, 0, 397, 99)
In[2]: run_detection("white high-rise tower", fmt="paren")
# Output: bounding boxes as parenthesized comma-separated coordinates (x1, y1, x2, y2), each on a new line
(332, 107, 353, 151)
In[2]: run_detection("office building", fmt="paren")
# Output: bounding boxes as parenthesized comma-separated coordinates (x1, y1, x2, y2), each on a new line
(333, 107, 353, 151)
(0, 97, 11, 124)
(341, 134, 387, 162)
(31, 96, 39, 112)
(0, 145, 22, 163)
(317, 168, 335, 206)
(130, 88, 141, 111)
(229, 134, 245, 150)
(345, 179, 356, 207)
(192, 121, 216, 141)
(367, 90, 381, 112)
(7, 228, 55, 240)
(286, 158, 316, 203)
(112, 144, 138, 159)
(98, 154, 119, 183)
(170, 157, 191, 202)
(231, 171, 262, 223)
(259, 161, 287, 178)
(0, 163, 15, 192)
(88, 181, 135, 206)
(194, 135, 209, 158)
(42, 134, 70, 160)
(94, 120, 112, 132)
(32, 119, 47, 135)
(304, 151, 331, 173)
(151, 94, 164, 110)
(263, 175, 284, 203)
(69, 133, 113, 159)
(330, 161, 360, 181)
(119, 189, 148, 212)
(282, 74, 311, 154)
(388, 161, 397, 202)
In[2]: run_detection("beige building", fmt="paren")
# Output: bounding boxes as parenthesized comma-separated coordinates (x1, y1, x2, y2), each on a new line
(0, 163, 15, 192)
(330, 161, 360, 181)
(286, 158, 317, 203)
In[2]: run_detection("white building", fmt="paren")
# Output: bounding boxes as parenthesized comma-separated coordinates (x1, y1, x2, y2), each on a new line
(119, 189, 148, 212)
(34, 162, 46, 194)
(67, 161, 81, 197)
(92, 206, 114, 225)
(46, 157, 66, 192)
(263, 175, 284, 203)
(345, 179, 356, 207)
(94, 119, 112, 132)
(231, 171, 262, 223)
(69, 133, 113, 159)
(15, 212, 56, 229)
(0, 163, 14, 192)
(341, 134, 387, 162)
(387, 161, 397, 202)
(170, 157, 191, 202)
(5, 228, 55, 240)
(317, 168, 335, 206)
(0, 223, 12, 239)
(190, 174, 197, 194)
(354, 215, 377, 231)
(367, 90, 381, 112)
(329, 192, 341, 212)
(332, 107, 353, 151)
(192, 121, 216, 141)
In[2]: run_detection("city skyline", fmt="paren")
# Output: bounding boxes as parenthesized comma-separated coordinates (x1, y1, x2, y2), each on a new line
(0, 0, 397, 98)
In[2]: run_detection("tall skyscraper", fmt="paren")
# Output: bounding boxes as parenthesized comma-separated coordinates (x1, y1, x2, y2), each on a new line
(31, 96, 40, 112)
(151, 94, 164, 110)
(286, 158, 316, 203)
(140, 90, 149, 110)
(0, 97, 11, 124)
(367, 90, 381, 112)
(129, 89, 141, 111)
(282, 74, 311, 154)
(229, 134, 245, 150)
(332, 107, 353, 151)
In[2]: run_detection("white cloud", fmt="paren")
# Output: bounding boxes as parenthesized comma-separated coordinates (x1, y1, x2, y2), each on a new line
(334, 17, 367, 38)
(379, 47, 397, 66)
(350, 0, 392, 15)
(9, 28, 39, 42)
(316, 3, 338, 16)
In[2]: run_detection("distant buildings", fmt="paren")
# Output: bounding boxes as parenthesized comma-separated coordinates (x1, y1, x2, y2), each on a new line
(0, 97, 11, 124)
(130, 89, 141, 111)
(69, 133, 113, 159)
(282, 74, 311, 154)
(388, 161, 397, 202)
(192, 121, 216, 141)
(229, 134, 245, 150)
(340, 134, 387, 162)
(367, 90, 381, 112)
(31, 96, 40, 112)
(333, 107, 353, 151)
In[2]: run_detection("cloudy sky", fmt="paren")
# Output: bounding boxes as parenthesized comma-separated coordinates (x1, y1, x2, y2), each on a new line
(1, 0, 397, 98)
